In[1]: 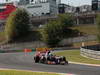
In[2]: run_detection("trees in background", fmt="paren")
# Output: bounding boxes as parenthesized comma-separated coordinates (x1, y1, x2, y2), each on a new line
(57, 14, 74, 27)
(41, 21, 61, 47)
(4, 10, 76, 47)
(41, 14, 74, 47)
(5, 8, 30, 42)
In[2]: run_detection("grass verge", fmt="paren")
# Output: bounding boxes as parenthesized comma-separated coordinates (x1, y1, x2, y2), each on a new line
(71, 25, 98, 35)
(73, 41, 98, 48)
(54, 50, 100, 64)
(0, 70, 60, 75)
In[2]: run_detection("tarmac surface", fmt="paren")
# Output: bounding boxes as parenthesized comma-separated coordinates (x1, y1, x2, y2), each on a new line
(0, 52, 100, 75)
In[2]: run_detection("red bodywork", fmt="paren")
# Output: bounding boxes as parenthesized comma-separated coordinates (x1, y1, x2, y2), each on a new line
(0, 4, 16, 20)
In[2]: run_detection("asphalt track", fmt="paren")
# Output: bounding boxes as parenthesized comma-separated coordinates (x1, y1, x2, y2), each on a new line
(0, 52, 100, 75)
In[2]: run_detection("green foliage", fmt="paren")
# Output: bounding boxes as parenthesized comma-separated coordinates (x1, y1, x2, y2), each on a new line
(57, 13, 74, 27)
(96, 14, 100, 43)
(5, 8, 30, 41)
(41, 14, 74, 47)
(41, 21, 61, 47)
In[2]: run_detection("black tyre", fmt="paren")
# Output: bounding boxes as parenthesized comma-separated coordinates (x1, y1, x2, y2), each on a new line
(34, 56, 40, 63)
(66, 60, 69, 65)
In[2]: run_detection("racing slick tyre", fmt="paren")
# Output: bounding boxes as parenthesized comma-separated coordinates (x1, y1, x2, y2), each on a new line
(66, 60, 69, 65)
(34, 56, 40, 63)
(63, 56, 69, 65)
(60, 56, 69, 65)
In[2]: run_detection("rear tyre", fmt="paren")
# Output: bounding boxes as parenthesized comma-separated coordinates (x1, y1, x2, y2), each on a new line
(34, 56, 40, 63)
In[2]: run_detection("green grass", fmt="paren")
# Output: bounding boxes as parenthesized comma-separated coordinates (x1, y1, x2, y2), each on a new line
(54, 50, 100, 64)
(73, 41, 98, 48)
(0, 70, 60, 75)
(72, 25, 98, 35)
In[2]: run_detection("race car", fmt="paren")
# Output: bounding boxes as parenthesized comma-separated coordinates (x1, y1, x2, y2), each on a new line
(34, 51, 68, 65)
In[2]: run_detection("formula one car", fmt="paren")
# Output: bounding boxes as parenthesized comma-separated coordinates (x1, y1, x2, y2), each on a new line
(34, 51, 68, 65)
